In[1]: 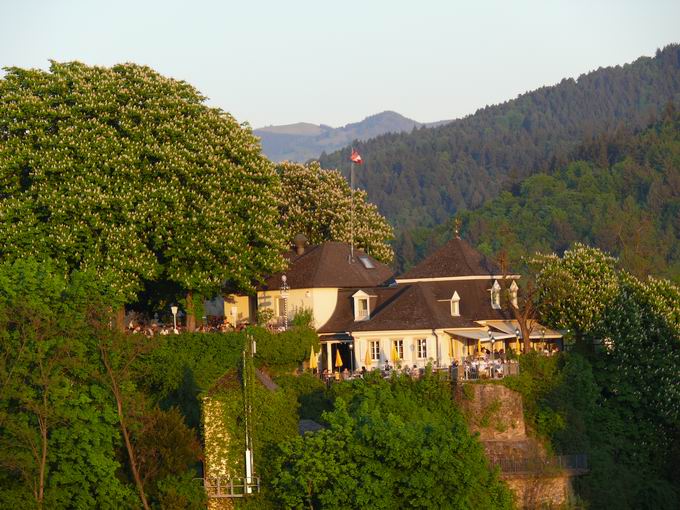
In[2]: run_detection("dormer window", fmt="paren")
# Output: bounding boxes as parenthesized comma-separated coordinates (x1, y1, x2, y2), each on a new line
(352, 290, 370, 321)
(491, 280, 501, 309)
(450, 291, 460, 316)
(510, 280, 518, 308)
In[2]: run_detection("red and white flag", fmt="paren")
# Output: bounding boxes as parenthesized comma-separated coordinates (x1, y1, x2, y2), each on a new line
(350, 148, 363, 164)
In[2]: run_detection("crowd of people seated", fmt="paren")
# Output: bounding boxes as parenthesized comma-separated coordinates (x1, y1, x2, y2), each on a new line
(125, 314, 249, 337)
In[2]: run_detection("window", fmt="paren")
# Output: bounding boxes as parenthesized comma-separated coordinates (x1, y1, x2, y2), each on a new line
(491, 280, 501, 309)
(357, 298, 369, 319)
(417, 338, 427, 359)
(353, 290, 371, 321)
(358, 255, 375, 269)
(510, 280, 518, 308)
(370, 340, 380, 360)
(276, 297, 287, 318)
(450, 291, 460, 316)
(392, 339, 404, 360)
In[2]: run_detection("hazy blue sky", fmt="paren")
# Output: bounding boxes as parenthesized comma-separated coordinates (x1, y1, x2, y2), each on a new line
(2, 1, 679, 128)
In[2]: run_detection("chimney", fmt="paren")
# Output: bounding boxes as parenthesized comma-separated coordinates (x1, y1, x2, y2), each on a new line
(294, 234, 307, 255)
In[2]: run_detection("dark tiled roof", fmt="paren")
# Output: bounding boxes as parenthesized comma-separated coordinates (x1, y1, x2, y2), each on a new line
(318, 279, 516, 333)
(398, 237, 502, 280)
(260, 242, 393, 290)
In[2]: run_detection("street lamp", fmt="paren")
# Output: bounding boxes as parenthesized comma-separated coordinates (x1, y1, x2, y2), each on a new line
(280, 275, 289, 330)
(349, 342, 354, 374)
(515, 328, 521, 355)
(489, 333, 495, 379)
(171, 305, 178, 332)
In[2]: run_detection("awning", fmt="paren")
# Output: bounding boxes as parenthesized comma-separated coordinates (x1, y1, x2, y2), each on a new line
(484, 320, 563, 339)
(445, 329, 515, 341)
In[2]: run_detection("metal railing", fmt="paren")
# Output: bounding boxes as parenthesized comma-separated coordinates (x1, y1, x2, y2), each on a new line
(452, 362, 520, 381)
(197, 476, 261, 498)
(490, 454, 588, 475)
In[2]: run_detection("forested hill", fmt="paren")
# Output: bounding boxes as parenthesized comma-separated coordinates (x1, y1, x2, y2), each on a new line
(318, 44, 680, 232)
(461, 108, 680, 283)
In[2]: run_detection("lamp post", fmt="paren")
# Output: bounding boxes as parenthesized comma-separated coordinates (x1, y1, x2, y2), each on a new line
(515, 328, 521, 355)
(489, 333, 495, 379)
(541, 328, 546, 352)
(280, 275, 289, 330)
(171, 305, 178, 332)
(349, 342, 354, 374)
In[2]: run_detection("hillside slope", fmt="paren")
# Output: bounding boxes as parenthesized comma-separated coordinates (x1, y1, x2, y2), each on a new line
(319, 45, 680, 233)
(461, 108, 680, 282)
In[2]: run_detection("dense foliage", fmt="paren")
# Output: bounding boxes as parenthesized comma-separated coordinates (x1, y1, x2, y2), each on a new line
(0, 258, 322, 508)
(462, 109, 680, 282)
(277, 161, 394, 262)
(271, 373, 513, 509)
(0, 260, 136, 508)
(506, 245, 680, 509)
(0, 61, 286, 305)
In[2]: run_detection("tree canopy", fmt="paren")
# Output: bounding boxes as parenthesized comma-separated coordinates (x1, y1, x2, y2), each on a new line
(271, 373, 513, 509)
(0, 61, 285, 304)
(462, 109, 680, 282)
(277, 161, 394, 263)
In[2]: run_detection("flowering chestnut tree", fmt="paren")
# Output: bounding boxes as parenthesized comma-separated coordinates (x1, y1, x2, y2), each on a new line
(276, 161, 394, 263)
(533, 244, 679, 425)
(0, 62, 285, 309)
(532, 243, 619, 338)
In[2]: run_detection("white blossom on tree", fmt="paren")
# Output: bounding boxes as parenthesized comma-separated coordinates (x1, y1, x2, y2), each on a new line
(276, 161, 394, 263)
(0, 62, 286, 304)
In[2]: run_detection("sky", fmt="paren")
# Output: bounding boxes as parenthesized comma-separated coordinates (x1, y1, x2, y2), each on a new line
(1, 0, 679, 128)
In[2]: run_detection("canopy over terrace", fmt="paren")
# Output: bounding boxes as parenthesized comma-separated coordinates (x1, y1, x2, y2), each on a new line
(446, 328, 515, 358)
(483, 320, 564, 353)
(485, 320, 563, 339)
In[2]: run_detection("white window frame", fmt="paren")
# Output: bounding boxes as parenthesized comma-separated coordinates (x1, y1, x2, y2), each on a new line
(450, 291, 460, 316)
(357, 298, 369, 319)
(393, 339, 404, 360)
(370, 340, 380, 360)
(491, 280, 501, 309)
(510, 280, 519, 308)
(416, 338, 427, 359)
(353, 290, 371, 321)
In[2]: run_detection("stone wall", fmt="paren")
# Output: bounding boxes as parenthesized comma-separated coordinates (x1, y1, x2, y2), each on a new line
(460, 382, 577, 509)
(461, 383, 525, 441)
(505, 475, 572, 509)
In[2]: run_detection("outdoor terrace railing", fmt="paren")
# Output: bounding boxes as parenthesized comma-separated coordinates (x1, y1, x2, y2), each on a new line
(197, 476, 261, 498)
(490, 454, 589, 476)
(452, 361, 520, 381)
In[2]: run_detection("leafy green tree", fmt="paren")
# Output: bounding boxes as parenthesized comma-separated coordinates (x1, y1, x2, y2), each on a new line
(277, 161, 394, 263)
(0, 259, 135, 509)
(0, 62, 286, 327)
(271, 373, 513, 509)
(525, 245, 680, 508)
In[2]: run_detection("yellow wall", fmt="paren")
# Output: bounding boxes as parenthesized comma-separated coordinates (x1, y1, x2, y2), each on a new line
(257, 287, 338, 329)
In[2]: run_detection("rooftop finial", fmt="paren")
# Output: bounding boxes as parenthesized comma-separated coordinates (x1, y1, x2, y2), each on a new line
(453, 218, 461, 239)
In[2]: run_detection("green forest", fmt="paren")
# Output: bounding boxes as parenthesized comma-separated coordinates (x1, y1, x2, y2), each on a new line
(401, 108, 680, 282)
(320, 44, 680, 274)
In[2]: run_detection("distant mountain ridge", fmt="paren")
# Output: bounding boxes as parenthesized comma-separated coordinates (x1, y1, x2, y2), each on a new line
(255, 111, 450, 162)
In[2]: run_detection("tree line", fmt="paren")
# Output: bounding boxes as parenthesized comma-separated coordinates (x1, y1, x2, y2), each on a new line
(318, 44, 680, 271)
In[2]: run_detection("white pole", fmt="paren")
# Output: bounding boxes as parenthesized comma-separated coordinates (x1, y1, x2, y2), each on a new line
(350, 153, 355, 263)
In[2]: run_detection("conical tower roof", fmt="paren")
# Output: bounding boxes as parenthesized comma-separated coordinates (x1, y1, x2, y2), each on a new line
(397, 237, 502, 281)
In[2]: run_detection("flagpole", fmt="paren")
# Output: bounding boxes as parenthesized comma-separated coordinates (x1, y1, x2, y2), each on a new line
(350, 148, 355, 263)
